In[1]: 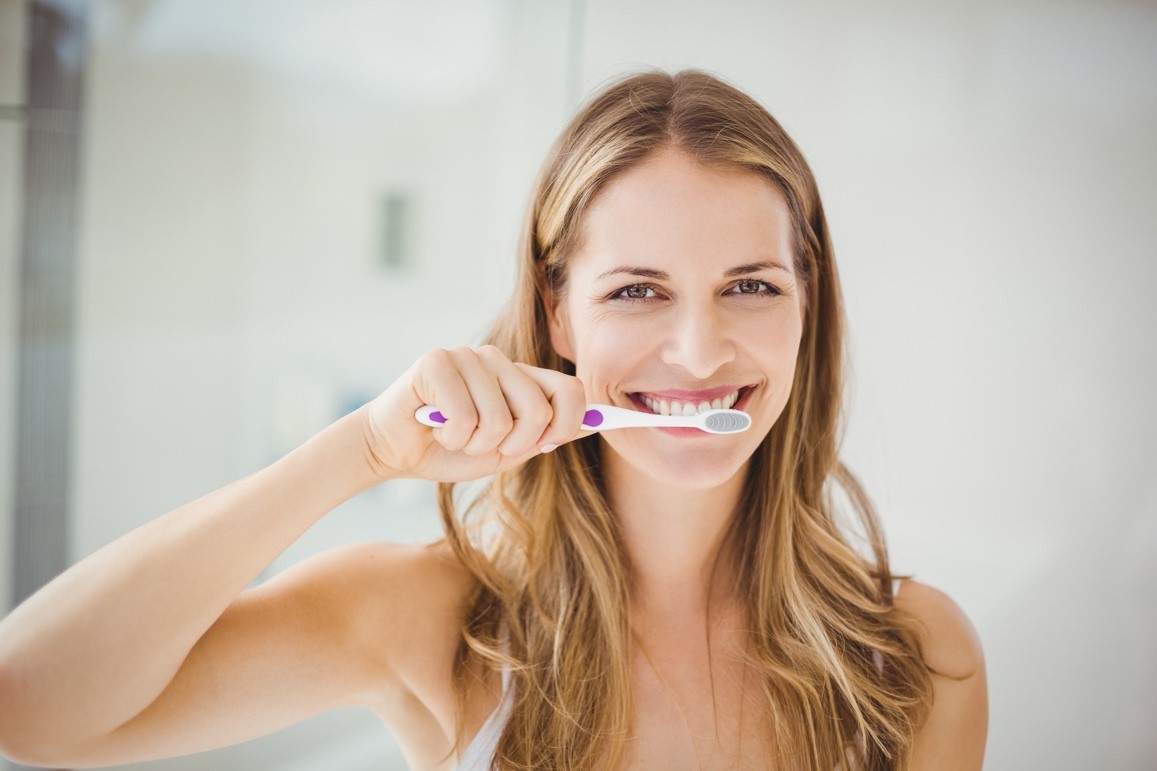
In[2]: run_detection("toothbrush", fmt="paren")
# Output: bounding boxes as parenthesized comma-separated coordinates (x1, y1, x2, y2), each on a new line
(414, 403, 751, 435)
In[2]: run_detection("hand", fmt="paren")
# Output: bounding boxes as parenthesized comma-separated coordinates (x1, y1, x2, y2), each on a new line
(361, 346, 587, 482)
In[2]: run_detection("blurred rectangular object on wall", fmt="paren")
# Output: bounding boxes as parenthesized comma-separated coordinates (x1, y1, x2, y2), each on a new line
(379, 189, 415, 271)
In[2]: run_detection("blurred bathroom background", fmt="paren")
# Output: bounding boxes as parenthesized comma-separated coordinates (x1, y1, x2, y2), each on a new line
(1, 1, 1154, 769)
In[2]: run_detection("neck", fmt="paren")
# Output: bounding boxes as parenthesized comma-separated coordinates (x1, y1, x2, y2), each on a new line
(602, 445, 749, 621)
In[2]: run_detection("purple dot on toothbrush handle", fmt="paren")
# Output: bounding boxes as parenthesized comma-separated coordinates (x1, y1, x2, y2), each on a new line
(429, 411, 446, 424)
(583, 408, 604, 428)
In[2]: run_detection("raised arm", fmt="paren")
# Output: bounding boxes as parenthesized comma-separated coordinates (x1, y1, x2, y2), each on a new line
(0, 407, 388, 766)
(0, 346, 585, 768)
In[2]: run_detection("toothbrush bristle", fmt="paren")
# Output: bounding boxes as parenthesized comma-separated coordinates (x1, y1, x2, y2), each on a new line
(703, 411, 752, 433)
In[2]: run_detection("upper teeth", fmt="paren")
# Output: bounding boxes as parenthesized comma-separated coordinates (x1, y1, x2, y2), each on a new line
(638, 389, 741, 416)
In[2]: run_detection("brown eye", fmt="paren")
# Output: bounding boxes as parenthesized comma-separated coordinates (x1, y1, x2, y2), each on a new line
(731, 280, 778, 297)
(616, 285, 656, 300)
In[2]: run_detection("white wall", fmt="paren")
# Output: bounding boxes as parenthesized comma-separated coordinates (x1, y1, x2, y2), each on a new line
(6, 0, 1153, 769)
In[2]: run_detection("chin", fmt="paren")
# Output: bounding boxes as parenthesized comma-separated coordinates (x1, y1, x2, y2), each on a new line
(599, 434, 756, 492)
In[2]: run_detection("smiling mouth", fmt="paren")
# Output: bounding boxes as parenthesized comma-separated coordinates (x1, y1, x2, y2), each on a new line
(628, 386, 755, 416)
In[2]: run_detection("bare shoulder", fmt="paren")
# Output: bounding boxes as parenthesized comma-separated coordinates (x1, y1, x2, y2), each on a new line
(309, 537, 476, 610)
(338, 538, 486, 767)
(894, 578, 984, 679)
(895, 579, 988, 770)
(298, 538, 478, 689)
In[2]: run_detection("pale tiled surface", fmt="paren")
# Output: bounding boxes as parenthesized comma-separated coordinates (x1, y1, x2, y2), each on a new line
(3, 1, 1154, 770)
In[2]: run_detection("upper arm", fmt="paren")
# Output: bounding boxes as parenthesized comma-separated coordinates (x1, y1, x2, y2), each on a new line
(53, 541, 423, 768)
(898, 580, 988, 771)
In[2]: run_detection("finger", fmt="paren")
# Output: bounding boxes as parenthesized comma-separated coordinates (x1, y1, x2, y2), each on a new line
(452, 347, 514, 456)
(413, 349, 478, 452)
(514, 363, 587, 451)
(483, 352, 554, 457)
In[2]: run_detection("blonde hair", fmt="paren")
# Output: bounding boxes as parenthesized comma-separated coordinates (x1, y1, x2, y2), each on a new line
(435, 69, 933, 770)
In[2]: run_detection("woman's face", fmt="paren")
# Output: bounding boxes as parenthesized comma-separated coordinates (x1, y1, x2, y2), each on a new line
(546, 148, 806, 490)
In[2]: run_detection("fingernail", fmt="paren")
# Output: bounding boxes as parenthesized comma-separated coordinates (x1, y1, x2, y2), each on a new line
(539, 444, 558, 453)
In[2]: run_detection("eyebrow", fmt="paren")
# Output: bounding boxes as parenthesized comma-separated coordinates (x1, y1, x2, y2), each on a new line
(595, 260, 793, 281)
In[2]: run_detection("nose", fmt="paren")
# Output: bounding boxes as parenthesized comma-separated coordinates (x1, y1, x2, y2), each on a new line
(659, 299, 737, 379)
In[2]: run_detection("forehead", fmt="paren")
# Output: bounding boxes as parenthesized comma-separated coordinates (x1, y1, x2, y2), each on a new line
(572, 148, 794, 277)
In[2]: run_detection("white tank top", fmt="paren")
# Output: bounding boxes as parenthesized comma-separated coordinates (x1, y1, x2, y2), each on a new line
(456, 659, 513, 770)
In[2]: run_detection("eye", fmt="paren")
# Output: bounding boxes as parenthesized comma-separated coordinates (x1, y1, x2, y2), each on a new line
(728, 279, 781, 297)
(611, 284, 660, 302)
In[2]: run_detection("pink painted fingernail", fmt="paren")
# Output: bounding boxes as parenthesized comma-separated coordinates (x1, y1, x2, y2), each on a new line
(539, 444, 558, 453)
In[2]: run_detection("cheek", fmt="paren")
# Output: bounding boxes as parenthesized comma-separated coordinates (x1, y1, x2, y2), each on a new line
(752, 303, 804, 354)
(763, 318, 803, 366)
(572, 314, 660, 386)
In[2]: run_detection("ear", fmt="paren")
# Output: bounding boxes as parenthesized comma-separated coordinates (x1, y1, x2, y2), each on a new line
(543, 288, 576, 363)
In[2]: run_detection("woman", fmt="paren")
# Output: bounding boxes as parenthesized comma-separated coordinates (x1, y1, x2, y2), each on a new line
(0, 70, 986, 770)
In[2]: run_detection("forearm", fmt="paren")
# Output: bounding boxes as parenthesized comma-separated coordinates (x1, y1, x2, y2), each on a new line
(0, 405, 387, 748)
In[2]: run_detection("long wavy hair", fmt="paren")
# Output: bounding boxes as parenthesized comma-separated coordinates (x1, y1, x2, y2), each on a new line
(434, 69, 933, 770)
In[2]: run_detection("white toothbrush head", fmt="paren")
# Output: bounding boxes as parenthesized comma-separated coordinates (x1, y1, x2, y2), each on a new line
(697, 410, 752, 434)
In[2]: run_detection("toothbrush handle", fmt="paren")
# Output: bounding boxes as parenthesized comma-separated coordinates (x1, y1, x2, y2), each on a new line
(414, 403, 668, 431)
(578, 404, 691, 430)
(414, 405, 448, 427)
